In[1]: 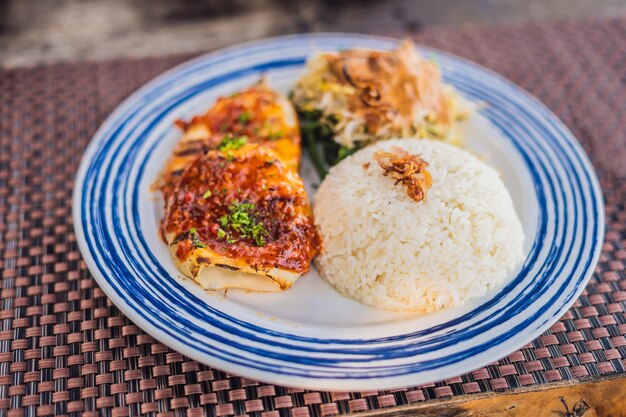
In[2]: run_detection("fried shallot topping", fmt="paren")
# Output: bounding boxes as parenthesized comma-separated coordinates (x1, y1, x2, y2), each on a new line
(323, 40, 452, 136)
(374, 146, 433, 203)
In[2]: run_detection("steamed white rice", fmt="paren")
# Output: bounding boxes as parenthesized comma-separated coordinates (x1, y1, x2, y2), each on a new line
(313, 138, 524, 312)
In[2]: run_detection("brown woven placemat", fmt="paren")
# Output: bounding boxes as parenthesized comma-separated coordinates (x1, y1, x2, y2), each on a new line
(1, 17, 626, 417)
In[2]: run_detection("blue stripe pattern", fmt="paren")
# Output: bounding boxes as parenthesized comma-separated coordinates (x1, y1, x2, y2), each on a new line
(72, 34, 604, 389)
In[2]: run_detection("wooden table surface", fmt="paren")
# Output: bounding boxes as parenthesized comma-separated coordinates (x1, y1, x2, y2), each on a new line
(359, 375, 626, 416)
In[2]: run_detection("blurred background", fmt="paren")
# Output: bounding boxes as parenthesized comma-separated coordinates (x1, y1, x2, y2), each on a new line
(1, 0, 625, 67)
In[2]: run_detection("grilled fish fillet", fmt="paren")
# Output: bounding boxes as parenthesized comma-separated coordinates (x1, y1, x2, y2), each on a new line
(162, 144, 320, 292)
(160, 80, 301, 200)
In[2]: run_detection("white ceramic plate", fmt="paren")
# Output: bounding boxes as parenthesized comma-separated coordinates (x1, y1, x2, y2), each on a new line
(73, 34, 604, 390)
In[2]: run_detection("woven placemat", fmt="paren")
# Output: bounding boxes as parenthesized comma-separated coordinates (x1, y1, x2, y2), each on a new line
(1, 17, 626, 417)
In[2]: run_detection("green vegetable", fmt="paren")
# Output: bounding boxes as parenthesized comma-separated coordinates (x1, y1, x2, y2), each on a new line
(298, 110, 355, 180)
(189, 228, 206, 249)
(337, 146, 357, 161)
(202, 190, 212, 199)
(304, 127, 327, 180)
(219, 135, 248, 152)
(299, 111, 329, 179)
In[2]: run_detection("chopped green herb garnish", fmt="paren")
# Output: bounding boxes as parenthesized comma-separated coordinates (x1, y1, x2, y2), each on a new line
(202, 190, 212, 199)
(219, 135, 248, 152)
(218, 200, 268, 246)
(189, 228, 206, 248)
(238, 112, 252, 124)
(217, 228, 226, 239)
(268, 131, 284, 140)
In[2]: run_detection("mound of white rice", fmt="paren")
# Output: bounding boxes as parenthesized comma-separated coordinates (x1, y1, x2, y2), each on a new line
(313, 138, 524, 312)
